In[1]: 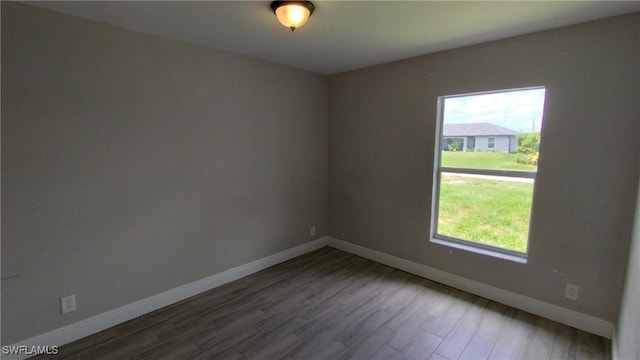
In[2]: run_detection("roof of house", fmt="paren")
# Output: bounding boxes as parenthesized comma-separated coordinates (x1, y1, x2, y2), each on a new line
(443, 123, 519, 137)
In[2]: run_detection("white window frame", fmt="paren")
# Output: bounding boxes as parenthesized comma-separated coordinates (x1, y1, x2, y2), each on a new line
(430, 87, 544, 262)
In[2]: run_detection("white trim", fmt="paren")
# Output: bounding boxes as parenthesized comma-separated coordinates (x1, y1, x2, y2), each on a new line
(431, 237, 527, 263)
(3, 237, 329, 360)
(327, 236, 614, 339)
(611, 327, 618, 360)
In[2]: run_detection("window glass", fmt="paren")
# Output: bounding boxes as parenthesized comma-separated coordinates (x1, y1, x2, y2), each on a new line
(433, 87, 546, 255)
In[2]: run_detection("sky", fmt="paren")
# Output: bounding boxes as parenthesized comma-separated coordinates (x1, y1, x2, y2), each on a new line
(443, 88, 546, 133)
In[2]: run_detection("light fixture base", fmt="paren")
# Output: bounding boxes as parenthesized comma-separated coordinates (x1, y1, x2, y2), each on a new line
(270, 1, 315, 31)
(270, 1, 315, 15)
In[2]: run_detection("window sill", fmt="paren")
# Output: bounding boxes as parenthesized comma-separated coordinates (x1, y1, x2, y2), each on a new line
(431, 237, 528, 264)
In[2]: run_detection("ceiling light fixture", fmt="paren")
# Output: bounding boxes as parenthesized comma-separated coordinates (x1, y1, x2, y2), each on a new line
(270, 1, 315, 32)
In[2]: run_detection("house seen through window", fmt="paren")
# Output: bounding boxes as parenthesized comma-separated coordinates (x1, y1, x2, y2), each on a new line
(432, 87, 546, 258)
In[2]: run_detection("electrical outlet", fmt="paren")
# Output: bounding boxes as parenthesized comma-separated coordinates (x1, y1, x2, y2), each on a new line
(61, 295, 77, 314)
(565, 284, 579, 300)
(310, 226, 316, 236)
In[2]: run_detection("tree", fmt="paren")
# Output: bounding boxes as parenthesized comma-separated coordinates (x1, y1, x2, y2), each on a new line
(516, 133, 540, 154)
(516, 132, 540, 165)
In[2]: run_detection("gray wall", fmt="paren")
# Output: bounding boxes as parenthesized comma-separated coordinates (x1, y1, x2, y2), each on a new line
(329, 13, 639, 322)
(617, 172, 640, 359)
(1, 2, 328, 344)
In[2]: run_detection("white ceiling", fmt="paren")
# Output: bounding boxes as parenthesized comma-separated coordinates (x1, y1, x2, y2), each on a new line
(30, 1, 640, 74)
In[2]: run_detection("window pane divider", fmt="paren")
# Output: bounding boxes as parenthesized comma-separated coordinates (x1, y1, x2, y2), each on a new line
(440, 167, 536, 179)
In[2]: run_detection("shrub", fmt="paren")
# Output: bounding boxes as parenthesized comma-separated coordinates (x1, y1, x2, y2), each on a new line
(516, 132, 540, 165)
(516, 132, 540, 155)
(517, 153, 539, 165)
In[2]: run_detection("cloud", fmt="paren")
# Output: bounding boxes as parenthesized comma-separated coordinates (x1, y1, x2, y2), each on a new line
(443, 88, 546, 132)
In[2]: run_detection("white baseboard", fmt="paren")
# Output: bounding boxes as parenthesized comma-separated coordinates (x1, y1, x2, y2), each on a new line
(327, 236, 614, 339)
(4, 237, 329, 360)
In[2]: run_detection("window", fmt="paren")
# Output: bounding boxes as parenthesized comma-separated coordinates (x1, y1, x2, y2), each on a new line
(431, 87, 546, 260)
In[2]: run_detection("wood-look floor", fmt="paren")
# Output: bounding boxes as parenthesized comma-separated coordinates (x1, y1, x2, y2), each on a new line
(31, 247, 610, 360)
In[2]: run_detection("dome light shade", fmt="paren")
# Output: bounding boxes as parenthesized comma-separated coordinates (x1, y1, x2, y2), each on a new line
(271, 1, 315, 31)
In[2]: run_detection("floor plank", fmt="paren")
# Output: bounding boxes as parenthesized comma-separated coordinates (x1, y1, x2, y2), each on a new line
(489, 310, 535, 359)
(29, 247, 610, 360)
(459, 334, 496, 360)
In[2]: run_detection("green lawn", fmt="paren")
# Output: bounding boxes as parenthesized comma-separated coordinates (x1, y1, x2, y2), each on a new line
(437, 173, 533, 252)
(441, 151, 536, 172)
